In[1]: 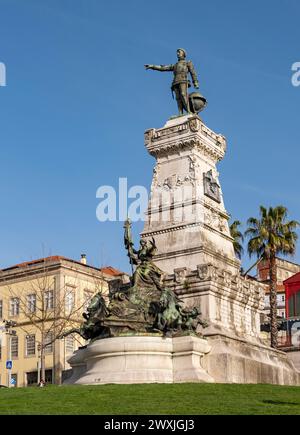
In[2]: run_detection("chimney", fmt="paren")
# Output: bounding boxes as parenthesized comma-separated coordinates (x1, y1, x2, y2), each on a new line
(80, 254, 87, 265)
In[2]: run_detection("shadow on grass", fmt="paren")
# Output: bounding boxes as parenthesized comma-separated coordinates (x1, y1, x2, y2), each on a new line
(262, 400, 300, 406)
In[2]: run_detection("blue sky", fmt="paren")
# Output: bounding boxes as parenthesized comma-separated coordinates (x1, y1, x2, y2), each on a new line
(0, 0, 299, 273)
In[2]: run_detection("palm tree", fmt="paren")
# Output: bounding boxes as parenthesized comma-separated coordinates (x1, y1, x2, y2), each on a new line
(230, 220, 244, 260)
(245, 206, 299, 349)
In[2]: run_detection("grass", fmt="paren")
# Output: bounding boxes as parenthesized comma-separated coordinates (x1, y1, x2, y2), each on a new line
(0, 383, 300, 415)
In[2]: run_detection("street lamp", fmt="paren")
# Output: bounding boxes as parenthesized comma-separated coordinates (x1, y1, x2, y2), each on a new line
(3, 320, 17, 388)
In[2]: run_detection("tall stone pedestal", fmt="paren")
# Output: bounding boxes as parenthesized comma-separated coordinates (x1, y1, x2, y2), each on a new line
(142, 114, 239, 275)
(143, 114, 266, 340)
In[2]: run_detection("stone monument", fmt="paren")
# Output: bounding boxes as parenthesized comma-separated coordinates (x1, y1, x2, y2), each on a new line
(141, 49, 300, 385)
(64, 49, 300, 386)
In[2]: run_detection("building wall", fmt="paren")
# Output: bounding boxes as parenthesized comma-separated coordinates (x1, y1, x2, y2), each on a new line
(0, 258, 113, 387)
(258, 258, 300, 318)
(284, 275, 300, 318)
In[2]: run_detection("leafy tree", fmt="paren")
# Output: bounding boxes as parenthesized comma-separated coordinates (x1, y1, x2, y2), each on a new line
(245, 206, 299, 348)
(4, 259, 106, 383)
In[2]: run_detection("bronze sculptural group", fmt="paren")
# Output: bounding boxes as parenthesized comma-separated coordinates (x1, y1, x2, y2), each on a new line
(150, 289, 207, 335)
(62, 219, 207, 342)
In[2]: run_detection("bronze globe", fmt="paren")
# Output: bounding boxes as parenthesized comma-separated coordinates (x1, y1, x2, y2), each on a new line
(189, 92, 207, 114)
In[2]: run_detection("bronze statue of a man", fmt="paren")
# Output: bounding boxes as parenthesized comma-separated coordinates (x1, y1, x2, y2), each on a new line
(145, 48, 199, 115)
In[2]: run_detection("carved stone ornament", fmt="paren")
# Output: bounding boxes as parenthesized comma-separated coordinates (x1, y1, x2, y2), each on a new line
(203, 170, 221, 203)
(218, 217, 227, 233)
(217, 134, 227, 152)
(151, 164, 160, 191)
(164, 175, 177, 190)
(197, 265, 209, 280)
(161, 173, 195, 191)
(258, 286, 265, 304)
(174, 267, 189, 284)
(204, 211, 213, 227)
(223, 271, 232, 288)
(189, 117, 201, 132)
(197, 264, 216, 281)
(144, 129, 154, 145)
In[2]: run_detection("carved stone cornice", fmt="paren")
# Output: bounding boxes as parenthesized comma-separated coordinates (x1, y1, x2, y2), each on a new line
(145, 116, 227, 162)
(163, 263, 267, 310)
(141, 221, 204, 237)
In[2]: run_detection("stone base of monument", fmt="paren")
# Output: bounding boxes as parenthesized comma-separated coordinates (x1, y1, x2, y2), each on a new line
(160, 266, 300, 386)
(63, 335, 214, 385)
(202, 333, 300, 385)
(64, 333, 300, 386)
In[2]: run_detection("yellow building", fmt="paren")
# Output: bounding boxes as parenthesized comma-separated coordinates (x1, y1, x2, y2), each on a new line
(0, 255, 126, 387)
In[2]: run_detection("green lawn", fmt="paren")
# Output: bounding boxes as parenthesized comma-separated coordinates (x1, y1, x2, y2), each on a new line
(0, 383, 300, 415)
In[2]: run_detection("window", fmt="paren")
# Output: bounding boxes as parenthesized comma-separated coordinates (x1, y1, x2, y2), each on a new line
(0, 300, 2, 319)
(44, 290, 54, 310)
(11, 336, 18, 358)
(65, 336, 74, 355)
(281, 295, 285, 302)
(27, 294, 36, 313)
(10, 298, 20, 316)
(45, 332, 54, 354)
(65, 289, 75, 313)
(44, 369, 53, 384)
(26, 335, 36, 356)
(297, 292, 300, 317)
(26, 370, 53, 386)
(27, 371, 38, 386)
(277, 271, 282, 280)
(288, 291, 300, 317)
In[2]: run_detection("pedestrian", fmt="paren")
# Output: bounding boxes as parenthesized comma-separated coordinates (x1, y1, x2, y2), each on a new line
(38, 379, 45, 387)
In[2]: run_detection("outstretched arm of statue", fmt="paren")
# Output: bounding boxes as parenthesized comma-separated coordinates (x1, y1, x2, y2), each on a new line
(145, 64, 174, 72)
